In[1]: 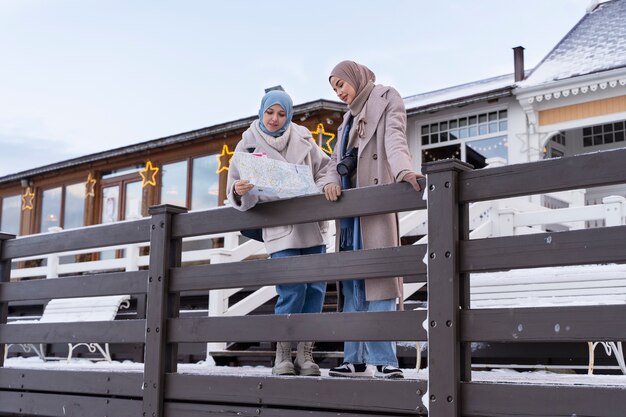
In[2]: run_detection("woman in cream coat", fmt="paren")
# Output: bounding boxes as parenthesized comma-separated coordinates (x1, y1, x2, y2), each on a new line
(322, 60, 423, 379)
(227, 90, 330, 377)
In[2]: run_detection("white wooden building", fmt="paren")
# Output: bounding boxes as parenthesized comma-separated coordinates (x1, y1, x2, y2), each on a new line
(405, 0, 626, 214)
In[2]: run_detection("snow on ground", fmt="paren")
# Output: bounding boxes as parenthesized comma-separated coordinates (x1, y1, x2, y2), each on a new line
(5, 356, 626, 387)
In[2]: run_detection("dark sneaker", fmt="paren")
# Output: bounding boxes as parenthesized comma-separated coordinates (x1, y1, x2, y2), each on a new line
(329, 362, 374, 378)
(375, 365, 404, 379)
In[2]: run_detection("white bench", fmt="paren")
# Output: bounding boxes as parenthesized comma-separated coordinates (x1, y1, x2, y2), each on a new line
(470, 264, 626, 374)
(5, 295, 130, 362)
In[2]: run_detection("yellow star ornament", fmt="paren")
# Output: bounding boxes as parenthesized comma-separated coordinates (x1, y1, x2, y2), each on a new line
(21, 187, 35, 211)
(310, 123, 336, 154)
(85, 172, 97, 197)
(139, 161, 159, 188)
(216, 144, 234, 174)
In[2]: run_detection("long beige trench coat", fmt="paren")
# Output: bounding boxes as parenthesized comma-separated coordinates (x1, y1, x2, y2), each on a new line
(322, 84, 414, 301)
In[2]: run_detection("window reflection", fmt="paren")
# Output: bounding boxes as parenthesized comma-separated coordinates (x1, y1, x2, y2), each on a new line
(40, 187, 62, 232)
(102, 186, 119, 224)
(465, 136, 509, 168)
(125, 181, 143, 220)
(191, 155, 219, 210)
(422, 144, 461, 163)
(1, 195, 21, 235)
(161, 160, 188, 208)
(64, 183, 85, 230)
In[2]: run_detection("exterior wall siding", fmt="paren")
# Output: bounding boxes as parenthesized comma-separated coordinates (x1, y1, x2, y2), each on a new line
(539, 94, 626, 126)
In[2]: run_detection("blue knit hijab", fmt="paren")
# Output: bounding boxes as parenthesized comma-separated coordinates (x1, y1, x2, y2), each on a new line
(258, 90, 293, 137)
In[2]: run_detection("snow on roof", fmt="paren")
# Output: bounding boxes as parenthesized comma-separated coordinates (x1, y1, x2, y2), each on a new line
(520, 0, 626, 87)
(403, 73, 515, 112)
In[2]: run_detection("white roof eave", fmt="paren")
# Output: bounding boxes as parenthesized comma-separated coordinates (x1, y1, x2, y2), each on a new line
(515, 66, 626, 105)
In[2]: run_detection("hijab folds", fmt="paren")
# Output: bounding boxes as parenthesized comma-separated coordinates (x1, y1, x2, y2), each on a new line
(258, 90, 293, 137)
(330, 60, 376, 147)
(329, 60, 376, 116)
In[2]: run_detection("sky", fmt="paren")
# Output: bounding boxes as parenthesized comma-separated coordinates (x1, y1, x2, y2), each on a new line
(0, 0, 593, 177)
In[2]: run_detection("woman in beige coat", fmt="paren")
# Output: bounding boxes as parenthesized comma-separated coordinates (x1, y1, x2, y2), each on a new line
(227, 90, 330, 377)
(322, 61, 423, 379)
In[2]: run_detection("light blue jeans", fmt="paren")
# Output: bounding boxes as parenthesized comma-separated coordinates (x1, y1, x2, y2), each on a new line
(341, 279, 398, 367)
(270, 245, 327, 315)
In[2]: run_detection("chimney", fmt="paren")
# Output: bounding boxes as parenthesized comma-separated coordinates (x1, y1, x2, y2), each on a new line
(513, 46, 525, 82)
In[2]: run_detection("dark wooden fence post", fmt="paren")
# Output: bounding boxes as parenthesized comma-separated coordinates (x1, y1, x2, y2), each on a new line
(425, 160, 472, 417)
(142, 205, 187, 417)
(0, 233, 15, 368)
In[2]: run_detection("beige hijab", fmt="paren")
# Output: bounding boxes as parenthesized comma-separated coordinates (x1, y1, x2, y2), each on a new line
(330, 60, 376, 148)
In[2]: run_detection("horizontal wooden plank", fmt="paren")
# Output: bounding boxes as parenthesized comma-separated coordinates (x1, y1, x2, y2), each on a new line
(172, 182, 426, 238)
(171, 245, 427, 292)
(0, 319, 146, 344)
(166, 373, 426, 415)
(168, 310, 427, 343)
(461, 225, 626, 272)
(165, 401, 419, 417)
(462, 381, 626, 417)
(459, 147, 626, 202)
(2, 218, 151, 260)
(461, 305, 626, 342)
(0, 270, 148, 302)
(0, 368, 143, 396)
(0, 391, 141, 417)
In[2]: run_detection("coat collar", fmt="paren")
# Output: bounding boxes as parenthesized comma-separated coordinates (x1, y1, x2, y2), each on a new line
(358, 86, 389, 151)
(244, 121, 312, 165)
(338, 85, 390, 153)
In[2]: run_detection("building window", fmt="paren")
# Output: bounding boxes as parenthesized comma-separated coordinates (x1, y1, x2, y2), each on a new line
(1, 195, 21, 236)
(39, 183, 86, 233)
(551, 132, 566, 146)
(583, 121, 625, 147)
(161, 160, 188, 208)
(421, 109, 508, 167)
(63, 183, 86, 230)
(40, 187, 62, 232)
(191, 154, 219, 210)
(124, 181, 143, 220)
(421, 110, 507, 145)
(423, 144, 461, 163)
(101, 186, 120, 224)
(160, 154, 220, 210)
(466, 136, 509, 168)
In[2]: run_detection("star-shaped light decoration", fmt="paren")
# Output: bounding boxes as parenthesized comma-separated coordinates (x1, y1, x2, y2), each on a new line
(310, 123, 336, 154)
(22, 187, 35, 211)
(85, 172, 97, 197)
(216, 144, 234, 174)
(139, 161, 159, 188)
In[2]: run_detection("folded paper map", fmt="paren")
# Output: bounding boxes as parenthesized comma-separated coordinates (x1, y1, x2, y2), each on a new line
(231, 152, 320, 199)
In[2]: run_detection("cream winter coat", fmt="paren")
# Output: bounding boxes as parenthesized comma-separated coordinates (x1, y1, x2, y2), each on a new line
(227, 121, 331, 255)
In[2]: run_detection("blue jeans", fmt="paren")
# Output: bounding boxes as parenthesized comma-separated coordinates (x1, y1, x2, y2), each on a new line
(270, 245, 327, 315)
(341, 279, 398, 367)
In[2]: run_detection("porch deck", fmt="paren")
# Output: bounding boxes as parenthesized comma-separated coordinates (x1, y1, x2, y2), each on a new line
(2, 149, 626, 416)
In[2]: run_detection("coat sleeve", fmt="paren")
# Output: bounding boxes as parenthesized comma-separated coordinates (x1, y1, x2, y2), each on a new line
(310, 142, 332, 192)
(381, 88, 414, 180)
(226, 142, 260, 212)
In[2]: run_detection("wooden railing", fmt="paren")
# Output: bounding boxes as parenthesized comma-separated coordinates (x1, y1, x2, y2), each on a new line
(1, 147, 626, 416)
